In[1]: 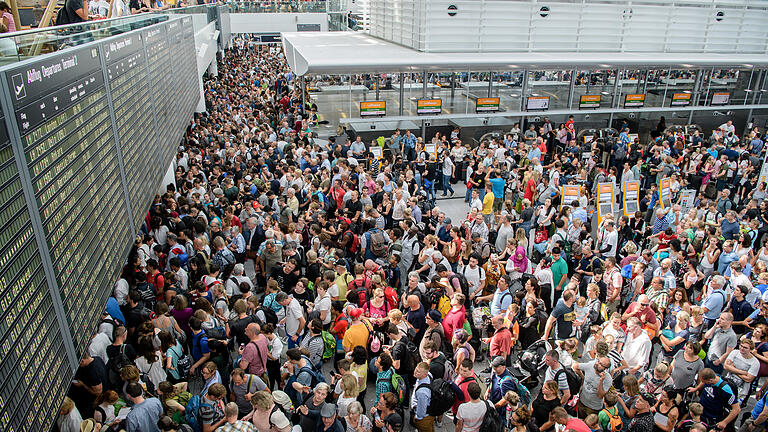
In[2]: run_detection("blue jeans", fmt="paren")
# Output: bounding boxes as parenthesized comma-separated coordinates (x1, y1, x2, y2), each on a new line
(288, 334, 302, 349)
(465, 187, 472, 202)
(442, 174, 454, 195)
(426, 181, 436, 201)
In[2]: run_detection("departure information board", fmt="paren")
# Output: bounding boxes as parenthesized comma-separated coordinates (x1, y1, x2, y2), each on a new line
(146, 22, 173, 184)
(0, 109, 70, 432)
(105, 32, 156, 229)
(0, 17, 198, 432)
(6, 44, 132, 360)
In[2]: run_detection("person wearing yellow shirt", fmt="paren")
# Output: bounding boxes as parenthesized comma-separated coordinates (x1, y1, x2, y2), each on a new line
(482, 184, 495, 227)
(342, 308, 370, 353)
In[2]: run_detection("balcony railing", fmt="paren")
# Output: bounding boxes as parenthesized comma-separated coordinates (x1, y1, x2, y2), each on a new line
(0, 14, 168, 64)
(227, 1, 327, 13)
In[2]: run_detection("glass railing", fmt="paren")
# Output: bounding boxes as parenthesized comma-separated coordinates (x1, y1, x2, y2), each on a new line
(0, 14, 168, 65)
(227, 1, 327, 13)
(164, 3, 217, 15)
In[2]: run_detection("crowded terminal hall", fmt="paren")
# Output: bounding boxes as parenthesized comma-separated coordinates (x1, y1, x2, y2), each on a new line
(59, 38, 768, 432)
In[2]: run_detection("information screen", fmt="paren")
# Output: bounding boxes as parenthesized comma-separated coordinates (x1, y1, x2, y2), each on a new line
(7, 44, 132, 361)
(105, 32, 156, 229)
(526, 96, 549, 111)
(0, 111, 70, 432)
(0, 17, 198, 431)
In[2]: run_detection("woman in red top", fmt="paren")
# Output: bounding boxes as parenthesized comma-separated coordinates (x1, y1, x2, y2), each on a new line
(524, 171, 539, 203)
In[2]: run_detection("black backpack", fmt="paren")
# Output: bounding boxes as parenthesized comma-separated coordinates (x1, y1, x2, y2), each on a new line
(480, 400, 504, 430)
(450, 272, 470, 299)
(418, 378, 456, 416)
(258, 306, 279, 325)
(394, 338, 419, 372)
(106, 345, 133, 390)
(135, 282, 157, 309)
(555, 367, 584, 397)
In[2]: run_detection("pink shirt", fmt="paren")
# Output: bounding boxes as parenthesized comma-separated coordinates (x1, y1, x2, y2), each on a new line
(242, 336, 269, 376)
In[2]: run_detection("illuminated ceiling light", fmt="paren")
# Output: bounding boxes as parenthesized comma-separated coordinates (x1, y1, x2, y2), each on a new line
(531, 93, 540, 96)
(601, 91, 610, 95)
(683, 90, 691, 93)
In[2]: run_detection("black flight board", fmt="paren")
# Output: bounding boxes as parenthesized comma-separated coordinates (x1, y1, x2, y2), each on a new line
(166, 17, 196, 164)
(0, 17, 199, 431)
(0, 107, 70, 432)
(145, 22, 172, 185)
(5, 44, 131, 363)
(104, 32, 156, 230)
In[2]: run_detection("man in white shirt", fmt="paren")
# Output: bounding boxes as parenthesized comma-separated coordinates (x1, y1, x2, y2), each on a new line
(621, 317, 652, 376)
(599, 221, 619, 258)
(463, 255, 486, 303)
(719, 120, 735, 136)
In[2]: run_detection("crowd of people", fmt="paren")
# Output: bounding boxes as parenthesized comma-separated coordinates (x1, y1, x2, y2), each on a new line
(56, 38, 768, 432)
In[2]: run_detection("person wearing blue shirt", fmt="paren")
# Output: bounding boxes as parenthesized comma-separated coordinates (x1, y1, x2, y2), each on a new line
(411, 362, 433, 430)
(486, 356, 517, 419)
(402, 130, 417, 161)
(490, 275, 515, 316)
(702, 276, 728, 327)
(720, 212, 740, 241)
(619, 128, 631, 147)
(125, 382, 163, 432)
(717, 241, 739, 274)
(693, 368, 739, 430)
(487, 169, 506, 213)
(190, 317, 211, 375)
(744, 389, 768, 431)
(571, 200, 588, 223)
(527, 145, 542, 162)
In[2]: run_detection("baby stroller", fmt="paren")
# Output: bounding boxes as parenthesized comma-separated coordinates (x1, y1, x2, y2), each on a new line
(509, 339, 551, 391)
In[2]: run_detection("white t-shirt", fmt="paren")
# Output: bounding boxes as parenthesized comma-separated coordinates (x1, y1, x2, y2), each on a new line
(462, 265, 485, 295)
(285, 298, 303, 336)
(313, 293, 332, 326)
(601, 230, 619, 257)
(457, 400, 488, 432)
(725, 350, 759, 395)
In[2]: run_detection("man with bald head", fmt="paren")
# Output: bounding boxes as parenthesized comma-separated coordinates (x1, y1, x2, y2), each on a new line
(405, 294, 427, 342)
(622, 294, 658, 334)
(653, 258, 676, 292)
(704, 312, 737, 374)
(574, 355, 613, 417)
(239, 322, 268, 382)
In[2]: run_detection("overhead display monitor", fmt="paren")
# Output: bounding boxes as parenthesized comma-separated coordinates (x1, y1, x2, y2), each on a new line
(526, 96, 549, 111)
(416, 98, 442, 114)
(671, 92, 692, 106)
(475, 97, 500, 112)
(711, 92, 730, 105)
(624, 93, 645, 108)
(360, 101, 386, 117)
(579, 94, 601, 109)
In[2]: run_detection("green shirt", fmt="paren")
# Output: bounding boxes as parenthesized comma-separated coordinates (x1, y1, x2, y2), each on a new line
(551, 257, 568, 290)
(598, 406, 619, 430)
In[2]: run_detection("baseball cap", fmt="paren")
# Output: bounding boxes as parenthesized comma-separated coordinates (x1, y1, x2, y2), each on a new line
(444, 217, 452, 225)
(491, 356, 506, 367)
(640, 392, 657, 405)
(385, 412, 404, 430)
(335, 259, 347, 267)
(349, 308, 363, 319)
